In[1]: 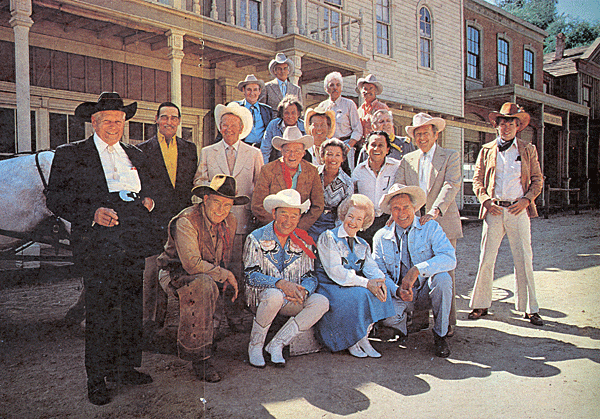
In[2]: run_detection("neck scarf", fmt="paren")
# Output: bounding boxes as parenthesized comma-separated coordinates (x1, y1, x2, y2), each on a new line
(274, 225, 317, 259)
(281, 160, 293, 189)
(498, 138, 514, 152)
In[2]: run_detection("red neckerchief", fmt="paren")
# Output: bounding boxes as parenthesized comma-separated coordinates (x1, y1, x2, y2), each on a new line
(216, 221, 231, 248)
(281, 160, 293, 189)
(274, 225, 316, 259)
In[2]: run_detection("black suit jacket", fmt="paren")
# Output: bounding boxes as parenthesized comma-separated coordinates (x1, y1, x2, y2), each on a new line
(137, 135, 198, 234)
(46, 135, 154, 261)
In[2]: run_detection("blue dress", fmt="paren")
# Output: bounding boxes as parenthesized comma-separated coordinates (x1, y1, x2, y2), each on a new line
(315, 225, 396, 352)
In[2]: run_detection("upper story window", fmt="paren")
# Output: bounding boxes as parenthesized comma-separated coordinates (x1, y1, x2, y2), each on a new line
(523, 49, 534, 88)
(582, 85, 591, 108)
(376, 0, 391, 55)
(241, 0, 260, 30)
(467, 26, 480, 79)
(497, 38, 509, 86)
(324, 0, 342, 42)
(419, 7, 432, 68)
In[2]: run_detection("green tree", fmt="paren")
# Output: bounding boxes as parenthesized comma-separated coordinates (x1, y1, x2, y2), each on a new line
(496, 0, 558, 30)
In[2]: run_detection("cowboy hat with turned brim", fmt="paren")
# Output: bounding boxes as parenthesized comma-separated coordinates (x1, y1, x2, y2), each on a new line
(304, 107, 336, 139)
(263, 189, 310, 214)
(488, 102, 530, 132)
(379, 183, 427, 214)
(237, 74, 265, 92)
(214, 102, 253, 140)
(355, 74, 384, 95)
(192, 174, 250, 206)
(269, 53, 295, 77)
(75, 92, 137, 122)
(272, 126, 314, 151)
(405, 112, 446, 139)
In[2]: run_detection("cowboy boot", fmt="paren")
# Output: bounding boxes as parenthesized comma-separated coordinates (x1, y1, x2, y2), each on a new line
(265, 317, 300, 367)
(357, 323, 381, 358)
(248, 319, 270, 368)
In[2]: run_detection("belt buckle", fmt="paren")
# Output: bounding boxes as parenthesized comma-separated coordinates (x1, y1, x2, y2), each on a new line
(119, 190, 137, 202)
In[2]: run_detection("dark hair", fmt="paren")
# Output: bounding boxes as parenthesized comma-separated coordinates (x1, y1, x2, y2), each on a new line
(366, 130, 391, 156)
(277, 95, 303, 119)
(320, 138, 348, 159)
(156, 102, 181, 118)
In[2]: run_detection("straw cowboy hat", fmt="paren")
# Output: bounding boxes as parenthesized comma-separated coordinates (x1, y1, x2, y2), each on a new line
(263, 189, 310, 214)
(191, 174, 250, 205)
(272, 126, 314, 151)
(488, 102, 531, 132)
(304, 107, 336, 138)
(355, 74, 384, 95)
(214, 102, 253, 140)
(405, 112, 447, 139)
(75, 92, 137, 122)
(237, 74, 265, 92)
(269, 53, 295, 78)
(379, 183, 427, 214)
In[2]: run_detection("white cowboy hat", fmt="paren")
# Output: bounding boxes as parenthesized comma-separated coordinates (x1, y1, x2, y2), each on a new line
(355, 74, 383, 95)
(304, 107, 336, 139)
(405, 112, 447, 139)
(214, 102, 253, 140)
(237, 74, 265, 92)
(269, 53, 294, 78)
(379, 183, 427, 214)
(272, 126, 314, 151)
(263, 189, 310, 214)
(488, 102, 530, 132)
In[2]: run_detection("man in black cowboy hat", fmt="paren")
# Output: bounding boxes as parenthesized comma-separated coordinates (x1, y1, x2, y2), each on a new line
(157, 175, 245, 382)
(467, 102, 544, 326)
(46, 92, 155, 405)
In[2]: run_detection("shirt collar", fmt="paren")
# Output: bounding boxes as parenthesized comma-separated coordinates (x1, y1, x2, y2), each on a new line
(224, 140, 240, 152)
(93, 133, 122, 154)
(337, 224, 352, 239)
(421, 142, 437, 158)
(157, 131, 176, 147)
(278, 79, 287, 87)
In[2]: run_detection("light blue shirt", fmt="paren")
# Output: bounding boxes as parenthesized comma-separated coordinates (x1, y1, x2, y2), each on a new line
(242, 100, 265, 145)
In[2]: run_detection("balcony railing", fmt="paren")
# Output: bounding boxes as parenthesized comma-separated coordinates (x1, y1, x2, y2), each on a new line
(151, 0, 363, 55)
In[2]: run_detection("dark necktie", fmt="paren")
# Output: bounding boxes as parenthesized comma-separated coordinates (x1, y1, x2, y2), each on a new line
(400, 229, 411, 280)
(251, 105, 258, 123)
(346, 236, 354, 253)
(498, 139, 514, 152)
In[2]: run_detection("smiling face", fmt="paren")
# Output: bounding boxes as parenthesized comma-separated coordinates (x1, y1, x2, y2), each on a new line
(272, 207, 301, 236)
(360, 83, 378, 104)
(309, 114, 330, 145)
(91, 110, 126, 146)
(203, 194, 234, 225)
(367, 134, 389, 165)
(243, 83, 261, 105)
(413, 124, 438, 153)
(155, 106, 180, 140)
(273, 63, 290, 82)
(282, 103, 300, 127)
(220, 113, 243, 146)
(282, 142, 305, 171)
(497, 117, 519, 141)
(390, 194, 415, 230)
(323, 144, 344, 173)
(343, 206, 366, 237)
(326, 79, 342, 102)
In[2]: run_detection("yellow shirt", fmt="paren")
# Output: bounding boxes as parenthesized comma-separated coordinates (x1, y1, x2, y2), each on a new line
(158, 132, 178, 187)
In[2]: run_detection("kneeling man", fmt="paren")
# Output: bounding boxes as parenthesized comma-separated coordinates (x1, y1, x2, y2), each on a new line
(245, 189, 329, 368)
(157, 175, 245, 382)
(373, 184, 456, 357)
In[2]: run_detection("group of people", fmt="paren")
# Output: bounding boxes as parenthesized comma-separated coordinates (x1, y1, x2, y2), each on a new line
(45, 53, 544, 406)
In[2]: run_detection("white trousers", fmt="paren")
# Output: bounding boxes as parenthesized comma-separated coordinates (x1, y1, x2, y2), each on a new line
(469, 209, 539, 313)
(254, 288, 329, 331)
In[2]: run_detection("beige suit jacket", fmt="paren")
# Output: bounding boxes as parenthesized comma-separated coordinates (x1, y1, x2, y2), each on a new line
(473, 138, 543, 219)
(194, 140, 264, 234)
(258, 79, 302, 116)
(395, 145, 463, 240)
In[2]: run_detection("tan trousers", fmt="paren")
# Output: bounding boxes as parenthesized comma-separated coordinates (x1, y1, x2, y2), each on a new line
(469, 209, 539, 313)
(255, 288, 329, 331)
(449, 239, 457, 326)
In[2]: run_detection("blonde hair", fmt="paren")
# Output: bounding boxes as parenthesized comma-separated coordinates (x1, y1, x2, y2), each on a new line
(338, 194, 375, 229)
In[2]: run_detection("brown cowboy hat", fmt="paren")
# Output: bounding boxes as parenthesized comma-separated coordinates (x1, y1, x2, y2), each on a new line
(304, 106, 336, 138)
(74, 92, 137, 122)
(192, 175, 250, 205)
(488, 102, 530, 132)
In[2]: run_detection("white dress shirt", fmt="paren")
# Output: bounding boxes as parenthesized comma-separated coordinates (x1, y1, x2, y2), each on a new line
(352, 157, 400, 216)
(419, 143, 436, 193)
(494, 139, 524, 201)
(94, 134, 141, 193)
(320, 96, 363, 141)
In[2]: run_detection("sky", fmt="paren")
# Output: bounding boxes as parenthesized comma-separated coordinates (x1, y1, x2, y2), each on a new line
(484, 0, 600, 22)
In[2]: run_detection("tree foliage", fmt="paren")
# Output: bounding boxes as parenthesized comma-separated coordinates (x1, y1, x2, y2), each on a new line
(496, 0, 558, 30)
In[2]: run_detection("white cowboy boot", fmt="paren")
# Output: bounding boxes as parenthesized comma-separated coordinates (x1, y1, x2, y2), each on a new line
(348, 342, 368, 358)
(265, 317, 300, 367)
(358, 323, 381, 358)
(248, 319, 270, 368)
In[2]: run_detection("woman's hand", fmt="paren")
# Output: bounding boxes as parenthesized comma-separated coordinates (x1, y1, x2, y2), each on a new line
(367, 278, 387, 302)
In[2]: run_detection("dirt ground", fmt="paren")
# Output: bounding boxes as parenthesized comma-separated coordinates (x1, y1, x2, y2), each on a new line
(1, 210, 599, 419)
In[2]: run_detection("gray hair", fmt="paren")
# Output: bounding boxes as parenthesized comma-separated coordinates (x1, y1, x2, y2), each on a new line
(324, 72, 343, 92)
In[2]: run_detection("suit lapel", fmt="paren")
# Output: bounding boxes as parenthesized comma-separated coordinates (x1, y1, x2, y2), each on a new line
(83, 136, 110, 194)
(407, 153, 421, 186)
(429, 147, 445, 193)
(233, 142, 249, 177)
(215, 141, 231, 175)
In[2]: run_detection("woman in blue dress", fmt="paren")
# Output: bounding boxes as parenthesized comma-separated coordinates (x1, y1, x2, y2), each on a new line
(315, 194, 396, 357)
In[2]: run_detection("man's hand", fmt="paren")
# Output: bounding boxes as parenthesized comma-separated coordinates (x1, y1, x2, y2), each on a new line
(276, 280, 307, 305)
(221, 269, 239, 302)
(94, 207, 119, 227)
(483, 200, 503, 216)
(367, 278, 387, 302)
(142, 197, 154, 212)
(396, 266, 420, 302)
(420, 208, 440, 225)
(508, 198, 529, 215)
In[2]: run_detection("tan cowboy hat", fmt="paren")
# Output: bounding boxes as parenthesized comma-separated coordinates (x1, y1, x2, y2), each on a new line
(405, 112, 446, 139)
(355, 74, 383, 95)
(272, 126, 314, 151)
(488, 102, 530, 132)
(379, 184, 427, 214)
(269, 53, 294, 78)
(192, 174, 250, 205)
(237, 74, 265, 92)
(214, 102, 253, 140)
(75, 92, 137, 122)
(263, 189, 310, 214)
(304, 107, 336, 138)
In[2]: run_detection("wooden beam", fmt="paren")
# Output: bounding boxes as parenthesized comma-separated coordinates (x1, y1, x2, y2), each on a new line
(96, 23, 124, 40)
(63, 16, 89, 33)
(122, 31, 158, 46)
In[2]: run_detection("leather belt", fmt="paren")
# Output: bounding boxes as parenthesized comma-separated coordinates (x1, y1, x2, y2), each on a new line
(494, 200, 517, 207)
